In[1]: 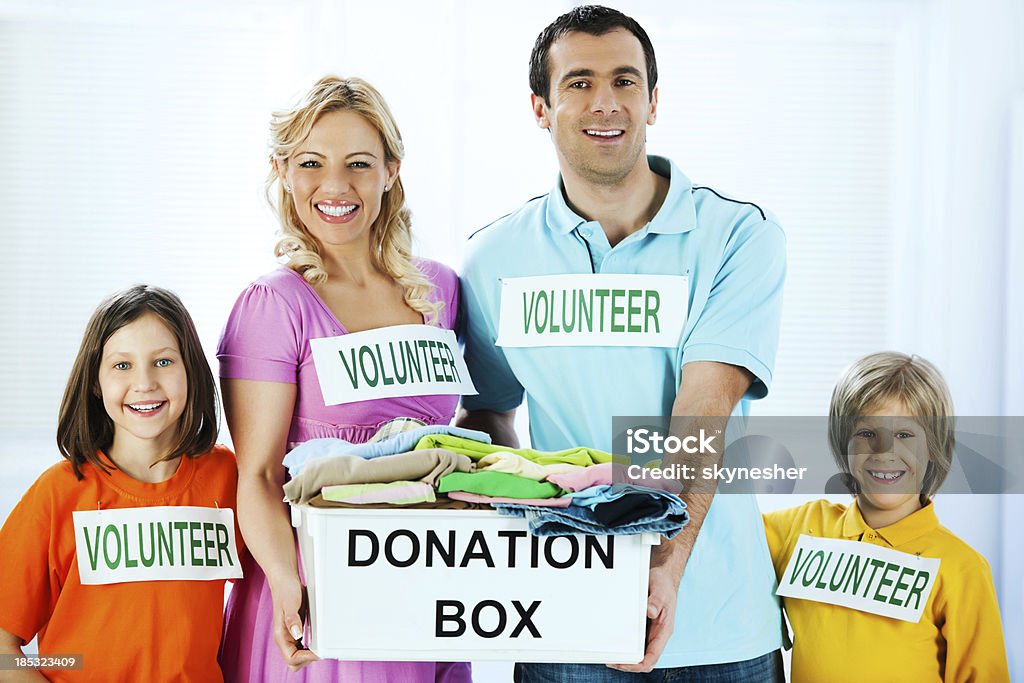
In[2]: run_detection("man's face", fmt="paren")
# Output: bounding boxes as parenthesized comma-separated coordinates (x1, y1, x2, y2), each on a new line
(533, 28, 657, 187)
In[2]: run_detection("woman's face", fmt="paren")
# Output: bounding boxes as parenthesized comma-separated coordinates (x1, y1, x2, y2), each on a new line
(280, 109, 399, 251)
(847, 398, 930, 525)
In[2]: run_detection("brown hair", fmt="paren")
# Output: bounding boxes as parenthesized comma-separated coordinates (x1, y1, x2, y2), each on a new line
(828, 352, 955, 500)
(57, 285, 218, 479)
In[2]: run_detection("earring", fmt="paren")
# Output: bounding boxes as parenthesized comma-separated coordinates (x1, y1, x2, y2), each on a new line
(283, 183, 292, 193)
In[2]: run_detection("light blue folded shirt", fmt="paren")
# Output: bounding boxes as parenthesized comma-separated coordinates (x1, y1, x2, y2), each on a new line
(566, 483, 683, 510)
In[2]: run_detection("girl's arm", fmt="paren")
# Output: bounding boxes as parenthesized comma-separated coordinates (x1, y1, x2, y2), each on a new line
(0, 629, 48, 682)
(222, 378, 318, 672)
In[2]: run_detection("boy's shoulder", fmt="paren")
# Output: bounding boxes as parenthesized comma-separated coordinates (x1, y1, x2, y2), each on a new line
(928, 521, 993, 575)
(764, 498, 847, 530)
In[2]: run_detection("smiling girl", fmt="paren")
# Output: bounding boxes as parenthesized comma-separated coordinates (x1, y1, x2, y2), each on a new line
(0, 285, 240, 682)
(762, 352, 1009, 682)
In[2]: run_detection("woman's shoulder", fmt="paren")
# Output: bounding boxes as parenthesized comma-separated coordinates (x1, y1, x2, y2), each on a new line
(247, 266, 308, 296)
(414, 258, 458, 291)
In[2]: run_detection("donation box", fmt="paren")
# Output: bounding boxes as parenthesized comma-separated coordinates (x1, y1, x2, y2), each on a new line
(291, 505, 659, 663)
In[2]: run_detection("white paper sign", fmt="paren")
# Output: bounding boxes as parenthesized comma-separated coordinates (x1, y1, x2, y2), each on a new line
(496, 274, 688, 347)
(73, 506, 242, 585)
(294, 508, 659, 663)
(776, 534, 940, 623)
(310, 324, 477, 406)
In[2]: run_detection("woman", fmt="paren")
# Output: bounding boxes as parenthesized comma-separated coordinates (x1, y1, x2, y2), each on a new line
(217, 76, 471, 682)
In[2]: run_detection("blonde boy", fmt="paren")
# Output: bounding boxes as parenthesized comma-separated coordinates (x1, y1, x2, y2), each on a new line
(763, 352, 1009, 682)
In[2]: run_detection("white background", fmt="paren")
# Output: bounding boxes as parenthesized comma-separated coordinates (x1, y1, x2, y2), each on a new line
(0, 0, 1021, 679)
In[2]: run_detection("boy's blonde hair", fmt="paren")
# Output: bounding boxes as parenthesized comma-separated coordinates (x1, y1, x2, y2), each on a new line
(828, 352, 955, 499)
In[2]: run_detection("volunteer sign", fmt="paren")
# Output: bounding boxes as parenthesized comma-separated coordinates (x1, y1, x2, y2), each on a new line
(496, 274, 688, 347)
(72, 506, 242, 585)
(294, 508, 657, 662)
(777, 535, 940, 623)
(310, 324, 476, 406)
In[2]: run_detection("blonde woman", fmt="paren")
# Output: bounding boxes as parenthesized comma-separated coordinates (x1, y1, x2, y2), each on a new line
(217, 76, 471, 682)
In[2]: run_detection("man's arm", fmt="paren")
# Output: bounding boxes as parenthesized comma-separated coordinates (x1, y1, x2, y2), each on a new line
(611, 359, 753, 673)
(455, 407, 519, 448)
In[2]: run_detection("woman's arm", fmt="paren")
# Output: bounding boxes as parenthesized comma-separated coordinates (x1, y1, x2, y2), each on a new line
(223, 377, 319, 672)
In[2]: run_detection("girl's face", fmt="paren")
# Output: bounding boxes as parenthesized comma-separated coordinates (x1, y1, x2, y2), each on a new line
(279, 109, 399, 252)
(97, 312, 187, 457)
(847, 398, 930, 527)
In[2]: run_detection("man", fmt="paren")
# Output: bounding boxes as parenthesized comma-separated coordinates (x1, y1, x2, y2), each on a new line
(457, 5, 785, 681)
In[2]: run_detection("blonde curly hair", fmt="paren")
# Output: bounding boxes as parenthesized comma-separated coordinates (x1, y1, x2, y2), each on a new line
(268, 75, 441, 324)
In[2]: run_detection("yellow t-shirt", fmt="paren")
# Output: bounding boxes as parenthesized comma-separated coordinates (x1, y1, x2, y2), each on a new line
(763, 500, 1009, 683)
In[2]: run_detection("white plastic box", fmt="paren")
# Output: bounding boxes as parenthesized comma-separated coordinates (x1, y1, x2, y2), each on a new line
(291, 505, 659, 663)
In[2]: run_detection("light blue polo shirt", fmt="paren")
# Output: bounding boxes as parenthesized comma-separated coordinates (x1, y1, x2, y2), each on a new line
(459, 155, 786, 667)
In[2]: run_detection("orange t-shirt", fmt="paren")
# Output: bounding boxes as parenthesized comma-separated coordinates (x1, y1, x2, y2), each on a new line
(0, 446, 240, 682)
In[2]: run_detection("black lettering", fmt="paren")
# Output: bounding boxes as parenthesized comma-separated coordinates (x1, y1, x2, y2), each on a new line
(384, 530, 420, 568)
(435, 600, 466, 637)
(472, 600, 507, 638)
(510, 600, 542, 638)
(349, 530, 379, 567)
(543, 536, 579, 569)
(425, 530, 456, 568)
(584, 536, 614, 569)
(460, 530, 495, 567)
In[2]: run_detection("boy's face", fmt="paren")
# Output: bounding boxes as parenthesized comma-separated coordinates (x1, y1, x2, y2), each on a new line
(847, 399, 930, 526)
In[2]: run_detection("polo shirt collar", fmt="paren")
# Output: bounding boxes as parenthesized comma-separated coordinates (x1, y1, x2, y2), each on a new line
(545, 155, 698, 235)
(841, 499, 939, 547)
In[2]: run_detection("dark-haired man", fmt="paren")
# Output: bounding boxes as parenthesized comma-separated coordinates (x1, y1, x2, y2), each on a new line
(458, 5, 786, 681)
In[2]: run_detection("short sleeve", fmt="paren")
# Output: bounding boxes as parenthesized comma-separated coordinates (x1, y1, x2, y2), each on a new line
(682, 219, 786, 399)
(0, 475, 60, 643)
(217, 282, 301, 383)
(458, 266, 524, 413)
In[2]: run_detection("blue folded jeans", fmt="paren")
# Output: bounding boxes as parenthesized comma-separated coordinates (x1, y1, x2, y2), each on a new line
(515, 650, 784, 683)
(494, 493, 688, 538)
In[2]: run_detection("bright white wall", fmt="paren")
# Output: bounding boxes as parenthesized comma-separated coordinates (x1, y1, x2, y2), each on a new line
(0, 0, 1020, 678)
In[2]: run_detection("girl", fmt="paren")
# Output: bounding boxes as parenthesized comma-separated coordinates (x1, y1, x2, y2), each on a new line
(0, 285, 240, 682)
(763, 352, 1010, 682)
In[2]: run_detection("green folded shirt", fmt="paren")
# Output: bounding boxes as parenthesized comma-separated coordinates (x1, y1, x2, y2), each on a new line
(437, 471, 563, 499)
(414, 434, 616, 467)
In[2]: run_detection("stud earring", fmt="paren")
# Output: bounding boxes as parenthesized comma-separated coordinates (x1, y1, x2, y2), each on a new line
(283, 183, 292, 193)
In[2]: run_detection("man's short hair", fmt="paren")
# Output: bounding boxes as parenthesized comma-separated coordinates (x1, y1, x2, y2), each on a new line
(529, 5, 658, 103)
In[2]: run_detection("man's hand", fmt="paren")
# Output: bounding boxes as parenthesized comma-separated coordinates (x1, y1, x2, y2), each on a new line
(608, 541, 690, 673)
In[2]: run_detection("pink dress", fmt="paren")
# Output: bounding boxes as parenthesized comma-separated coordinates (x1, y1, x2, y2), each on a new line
(216, 264, 471, 683)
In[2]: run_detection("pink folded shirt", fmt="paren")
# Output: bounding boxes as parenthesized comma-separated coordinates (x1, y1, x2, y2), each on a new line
(445, 491, 573, 507)
(546, 462, 684, 494)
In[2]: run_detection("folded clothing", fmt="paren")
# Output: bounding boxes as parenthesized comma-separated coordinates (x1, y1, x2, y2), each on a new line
(567, 484, 682, 510)
(283, 448, 472, 504)
(494, 494, 688, 538)
(547, 462, 683, 494)
(414, 434, 614, 468)
(438, 471, 563, 499)
(446, 491, 573, 508)
(321, 482, 435, 505)
(307, 495, 490, 510)
(474, 451, 583, 481)
(283, 424, 491, 477)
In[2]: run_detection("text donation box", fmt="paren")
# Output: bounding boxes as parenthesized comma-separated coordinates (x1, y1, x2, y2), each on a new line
(292, 506, 659, 663)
